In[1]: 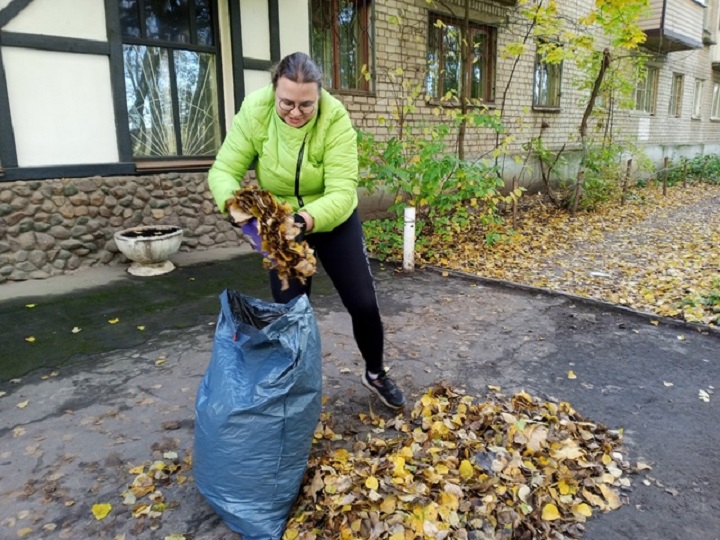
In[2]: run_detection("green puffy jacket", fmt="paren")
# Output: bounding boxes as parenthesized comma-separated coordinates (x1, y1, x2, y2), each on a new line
(208, 84, 359, 233)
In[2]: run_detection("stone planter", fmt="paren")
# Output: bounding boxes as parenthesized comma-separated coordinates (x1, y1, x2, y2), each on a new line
(114, 225, 183, 276)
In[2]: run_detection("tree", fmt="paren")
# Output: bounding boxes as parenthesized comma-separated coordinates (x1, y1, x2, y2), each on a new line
(502, 0, 651, 212)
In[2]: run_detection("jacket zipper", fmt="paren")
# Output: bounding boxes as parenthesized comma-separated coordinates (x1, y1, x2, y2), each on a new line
(295, 134, 308, 208)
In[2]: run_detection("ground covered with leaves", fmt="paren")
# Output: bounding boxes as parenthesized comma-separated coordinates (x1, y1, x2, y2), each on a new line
(411, 183, 720, 327)
(284, 385, 640, 540)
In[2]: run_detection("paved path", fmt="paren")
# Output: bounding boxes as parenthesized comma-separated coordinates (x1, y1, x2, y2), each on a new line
(1, 253, 719, 539)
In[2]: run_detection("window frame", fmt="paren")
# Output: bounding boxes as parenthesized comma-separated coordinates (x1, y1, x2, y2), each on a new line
(668, 73, 684, 118)
(309, 0, 374, 93)
(634, 66, 659, 115)
(532, 44, 563, 110)
(692, 79, 705, 119)
(119, 0, 224, 161)
(711, 82, 720, 120)
(426, 13, 497, 104)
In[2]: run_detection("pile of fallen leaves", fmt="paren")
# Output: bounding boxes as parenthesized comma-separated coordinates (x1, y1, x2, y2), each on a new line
(412, 183, 720, 326)
(120, 451, 191, 521)
(226, 187, 316, 289)
(284, 385, 634, 539)
(90, 451, 192, 534)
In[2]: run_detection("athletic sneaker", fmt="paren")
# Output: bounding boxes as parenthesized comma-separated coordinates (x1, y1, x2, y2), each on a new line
(362, 370, 406, 409)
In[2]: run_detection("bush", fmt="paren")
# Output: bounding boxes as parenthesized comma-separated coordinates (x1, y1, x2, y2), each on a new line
(358, 118, 519, 261)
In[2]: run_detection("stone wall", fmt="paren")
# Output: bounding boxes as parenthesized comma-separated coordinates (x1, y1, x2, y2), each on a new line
(0, 173, 242, 283)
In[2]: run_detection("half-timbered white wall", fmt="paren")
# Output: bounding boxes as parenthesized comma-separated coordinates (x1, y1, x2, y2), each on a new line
(240, 0, 271, 60)
(2, 0, 118, 167)
(4, 48, 118, 166)
(244, 69, 272, 94)
(234, 0, 310, 98)
(278, 0, 310, 57)
(4, 0, 107, 40)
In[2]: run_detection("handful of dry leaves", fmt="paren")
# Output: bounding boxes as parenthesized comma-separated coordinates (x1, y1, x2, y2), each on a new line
(225, 187, 317, 289)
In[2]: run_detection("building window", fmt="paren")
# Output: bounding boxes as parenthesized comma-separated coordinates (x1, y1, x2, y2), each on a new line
(668, 73, 683, 117)
(426, 14, 496, 102)
(693, 79, 705, 118)
(310, 0, 373, 91)
(634, 66, 658, 114)
(119, 0, 222, 158)
(712, 82, 720, 119)
(533, 47, 562, 108)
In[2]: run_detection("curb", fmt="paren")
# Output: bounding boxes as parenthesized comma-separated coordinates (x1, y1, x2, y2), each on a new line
(421, 264, 720, 338)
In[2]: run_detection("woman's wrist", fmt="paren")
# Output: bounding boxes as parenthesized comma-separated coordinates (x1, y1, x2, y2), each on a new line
(298, 211, 314, 232)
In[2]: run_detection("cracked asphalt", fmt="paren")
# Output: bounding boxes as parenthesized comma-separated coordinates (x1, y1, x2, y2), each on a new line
(1, 249, 719, 539)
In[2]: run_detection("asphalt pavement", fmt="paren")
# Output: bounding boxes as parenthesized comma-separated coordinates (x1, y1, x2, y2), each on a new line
(0, 248, 719, 539)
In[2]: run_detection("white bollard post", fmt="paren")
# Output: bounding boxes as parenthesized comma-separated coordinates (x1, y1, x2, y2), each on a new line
(403, 206, 416, 272)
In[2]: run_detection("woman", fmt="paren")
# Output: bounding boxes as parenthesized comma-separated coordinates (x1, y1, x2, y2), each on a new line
(208, 52, 405, 409)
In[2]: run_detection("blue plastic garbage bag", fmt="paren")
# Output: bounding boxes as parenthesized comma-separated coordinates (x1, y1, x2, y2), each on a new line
(194, 289, 322, 539)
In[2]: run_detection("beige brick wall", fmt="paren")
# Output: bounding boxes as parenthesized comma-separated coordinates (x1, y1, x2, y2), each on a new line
(332, 0, 720, 184)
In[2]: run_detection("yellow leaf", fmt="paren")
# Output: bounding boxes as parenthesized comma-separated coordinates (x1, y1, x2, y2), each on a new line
(132, 504, 150, 518)
(650, 320, 659, 326)
(25, 304, 36, 308)
(599, 484, 622, 510)
(574, 502, 593, 517)
(17, 528, 33, 538)
(25, 337, 35, 343)
(380, 495, 397, 514)
(92, 503, 112, 520)
(17, 401, 28, 409)
(108, 318, 120, 324)
(558, 479, 572, 495)
(137, 326, 146, 331)
(365, 476, 379, 490)
(567, 370, 577, 379)
(128, 465, 144, 475)
(459, 459, 473, 480)
(582, 488, 605, 508)
(71, 327, 82, 334)
(542, 503, 561, 521)
(164, 535, 187, 540)
(441, 271, 449, 277)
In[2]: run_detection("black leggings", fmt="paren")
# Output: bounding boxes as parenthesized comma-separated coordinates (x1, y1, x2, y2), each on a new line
(269, 209, 384, 374)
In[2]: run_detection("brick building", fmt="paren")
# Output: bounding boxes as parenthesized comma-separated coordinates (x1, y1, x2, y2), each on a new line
(0, 0, 718, 282)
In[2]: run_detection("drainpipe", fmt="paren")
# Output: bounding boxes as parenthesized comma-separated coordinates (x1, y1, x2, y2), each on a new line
(403, 206, 416, 272)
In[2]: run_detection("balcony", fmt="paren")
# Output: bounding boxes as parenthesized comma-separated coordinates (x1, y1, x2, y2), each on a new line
(639, 0, 705, 53)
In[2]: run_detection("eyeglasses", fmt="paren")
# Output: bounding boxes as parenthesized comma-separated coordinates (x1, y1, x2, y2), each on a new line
(277, 98, 316, 115)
